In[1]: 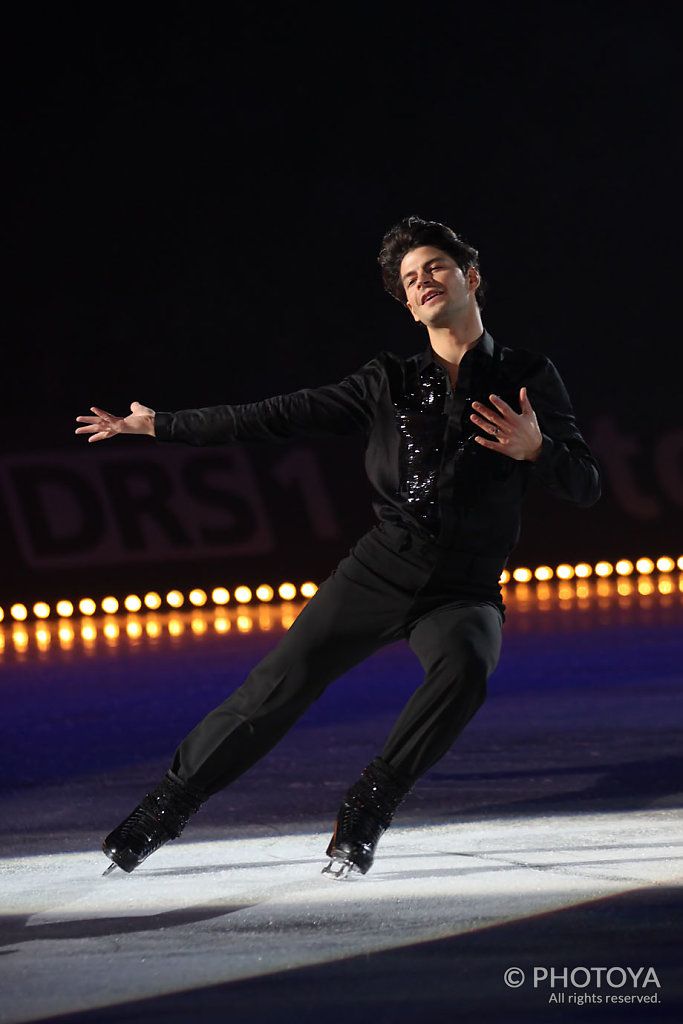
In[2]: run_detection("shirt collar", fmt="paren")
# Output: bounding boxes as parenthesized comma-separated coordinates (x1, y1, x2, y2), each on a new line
(417, 329, 494, 374)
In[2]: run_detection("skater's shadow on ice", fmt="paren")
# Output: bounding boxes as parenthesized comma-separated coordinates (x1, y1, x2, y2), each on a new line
(143, 857, 318, 878)
(0, 903, 253, 952)
(429, 754, 683, 814)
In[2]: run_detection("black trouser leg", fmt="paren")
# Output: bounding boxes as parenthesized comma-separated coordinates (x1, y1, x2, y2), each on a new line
(170, 522, 503, 800)
(380, 602, 503, 781)
(171, 562, 407, 796)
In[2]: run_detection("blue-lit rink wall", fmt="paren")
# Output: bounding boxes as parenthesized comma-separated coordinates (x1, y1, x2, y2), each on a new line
(1, 431, 682, 612)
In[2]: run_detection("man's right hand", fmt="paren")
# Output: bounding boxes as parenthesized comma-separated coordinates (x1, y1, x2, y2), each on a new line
(75, 401, 156, 442)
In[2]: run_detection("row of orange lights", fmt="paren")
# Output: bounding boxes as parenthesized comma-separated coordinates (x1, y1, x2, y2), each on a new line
(0, 582, 318, 624)
(1, 558, 681, 624)
(2, 608, 301, 654)
(499, 555, 682, 585)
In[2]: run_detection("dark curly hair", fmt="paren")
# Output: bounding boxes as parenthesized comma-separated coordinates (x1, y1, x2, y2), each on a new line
(378, 215, 485, 307)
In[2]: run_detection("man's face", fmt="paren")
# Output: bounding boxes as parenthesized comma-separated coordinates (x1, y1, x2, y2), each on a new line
(400, 245, 478, 327)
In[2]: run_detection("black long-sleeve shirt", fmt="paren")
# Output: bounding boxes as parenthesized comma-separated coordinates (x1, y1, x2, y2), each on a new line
(155, 331, 600, 571)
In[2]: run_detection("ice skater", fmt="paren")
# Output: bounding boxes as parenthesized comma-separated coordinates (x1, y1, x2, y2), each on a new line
(76, 215, 600, 878)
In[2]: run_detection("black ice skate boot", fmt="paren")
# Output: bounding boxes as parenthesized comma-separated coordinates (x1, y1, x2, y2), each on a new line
(102, 771, 204, 875)
(322, 758, 412, 879)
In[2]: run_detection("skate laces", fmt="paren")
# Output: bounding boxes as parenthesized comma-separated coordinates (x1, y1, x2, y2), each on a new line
(336, 760, 412, 842)
(148, 776, 202, 838)
(336, 798, 386, 846)
(118, 777, 201, 846)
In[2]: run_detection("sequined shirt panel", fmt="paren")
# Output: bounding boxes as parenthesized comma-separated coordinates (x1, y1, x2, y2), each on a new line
(393, 363, 447, 535)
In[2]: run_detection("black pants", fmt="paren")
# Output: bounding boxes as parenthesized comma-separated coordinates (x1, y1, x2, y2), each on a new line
(171, 523, 504, 796)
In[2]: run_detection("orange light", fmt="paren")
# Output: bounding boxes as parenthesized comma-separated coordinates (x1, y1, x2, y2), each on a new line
(499, 570, 511, 585)
(13, 628, 29, 650)
(237, 615, 253, 632)
(678, 556, 683, 571)
(126, 619, 143, 639)
(166, 590, 184, 608)
(534, 566, 553, 581)
(556, 564, 574, 580)
(256, 584, 275, 602)
(615, 560, 634, 576)
(124, 594, 142, 613)
(617, 579, 633, 596)
(33, 602, 51, 619)
(234, 586, 252, 604)
(10, 603, 28, 622)
(300, 582, 318, 598)
(574, 563, 592, 578)
(214, 616, 230, 633)
(81, 623, 97, 642)
(58, 626, 74, 646)
(79, 598, 97, 616)
(595, 562, 613, 577)
(191, 617, 207, 635)
(144, 591, 162, 610)
(211, 587, 230, 605)
(659, 577, 674, 595)
(189, 589, 207, 607)
(278, 582, 297, 600)
(104, 622, 119, 640)
(101, 596, 119, 614)
(35, 628, 50, 649)
(635, 558, 654, 575)
(146, 620, 162, 639)
(168, 618, 184, 637)
(56, 600, 74, 617)
(258, 606, 274, 631)
(656, 556, 675, 573)
(638, 579, 654, 596)
(0, 606, 4, 623)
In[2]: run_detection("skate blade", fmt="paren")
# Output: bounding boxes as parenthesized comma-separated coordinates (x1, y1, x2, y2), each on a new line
(321, 859, 358, 880)
(102, 861, 118, 877)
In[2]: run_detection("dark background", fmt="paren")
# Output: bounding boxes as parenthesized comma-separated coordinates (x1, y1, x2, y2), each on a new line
(2, 1, 681, 600)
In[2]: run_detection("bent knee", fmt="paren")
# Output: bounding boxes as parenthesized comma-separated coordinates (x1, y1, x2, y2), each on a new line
(437, 633, 500, 681)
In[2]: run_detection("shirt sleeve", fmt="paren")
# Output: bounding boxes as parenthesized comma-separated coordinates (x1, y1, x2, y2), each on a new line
(154, 358, 383, 446)
(527, 357, 601, 507)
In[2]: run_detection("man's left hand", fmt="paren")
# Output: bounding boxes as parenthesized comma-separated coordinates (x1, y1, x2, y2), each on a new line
(470, 388, 543, 462)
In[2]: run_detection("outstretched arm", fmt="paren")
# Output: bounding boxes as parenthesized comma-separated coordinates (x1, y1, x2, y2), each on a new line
(136, 360, 383, 447)
(75, 357, 381, 448)
(75, 402, 156, 442)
